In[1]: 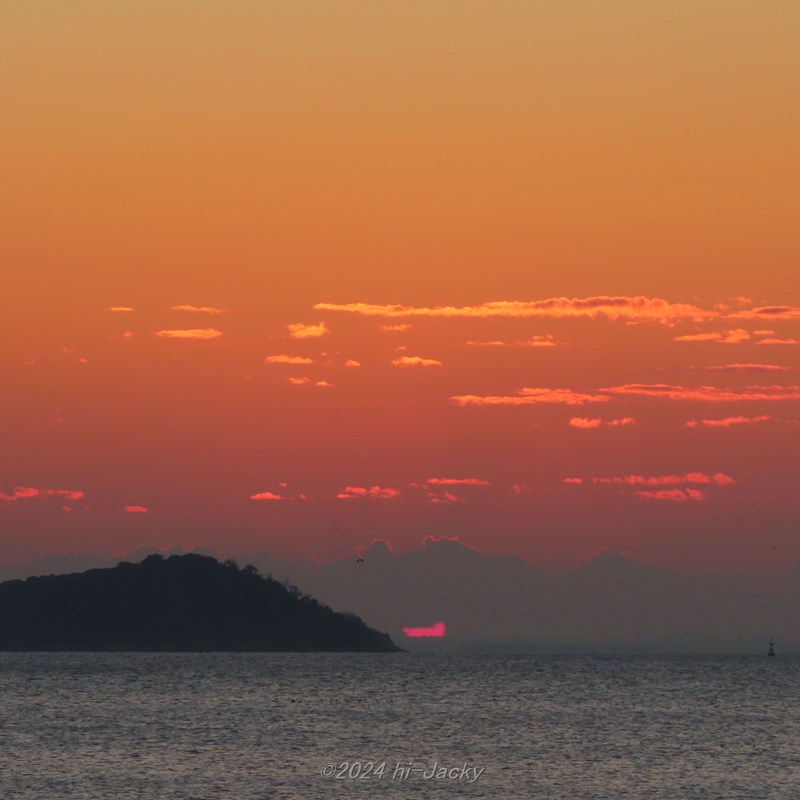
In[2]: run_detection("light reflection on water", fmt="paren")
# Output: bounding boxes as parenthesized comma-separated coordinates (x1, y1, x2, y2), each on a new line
(1, 653, 799, 799)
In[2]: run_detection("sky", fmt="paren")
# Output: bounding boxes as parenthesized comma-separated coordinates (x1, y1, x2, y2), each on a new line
(2, 2, 799, 575)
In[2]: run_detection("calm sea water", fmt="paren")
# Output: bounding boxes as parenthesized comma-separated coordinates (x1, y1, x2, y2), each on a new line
(1, 653, 798, 799)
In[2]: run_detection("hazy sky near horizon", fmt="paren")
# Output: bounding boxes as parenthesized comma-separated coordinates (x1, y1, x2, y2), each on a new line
(2, 2, 798, 572)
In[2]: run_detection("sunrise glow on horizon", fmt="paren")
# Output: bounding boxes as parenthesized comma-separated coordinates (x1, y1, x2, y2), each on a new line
(403, 622, 447, 639)
(2, 2, 798, 576)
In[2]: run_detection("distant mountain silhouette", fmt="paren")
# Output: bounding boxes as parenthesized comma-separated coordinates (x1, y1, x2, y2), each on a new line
(4, 540, 797, 652)
(302, 538, 795, 652)
(0, 554, 399, 652)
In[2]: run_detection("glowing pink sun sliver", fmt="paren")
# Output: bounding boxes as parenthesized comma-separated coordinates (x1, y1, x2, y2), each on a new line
(402, 621, 446, 638)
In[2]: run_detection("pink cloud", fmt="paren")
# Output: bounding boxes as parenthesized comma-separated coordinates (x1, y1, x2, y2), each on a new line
(336, 486, 401, 500)
(569, 417, 603, 428)
(635, 489, 706, 502)
(123, 505, 149, 513)
(686, 415, 771, 428)
(391, 356, 443, 367)
(426, 491, 465, 504)
(756, 338, 800, 345)
(591, 472, 734, 486)
(170, 305, 226, 314)
(673, 332, 725, 342)
(569, 417, 636, 429)
(466, 335, 559, 348)
(265, 355, 315, 365)
(315, 296, 710, 323)
(287, 322, 329, 339)
(250, 485, 307, 502)
(563, 477, 584, 485)
(0, 486, 85, 502)
(154, 329, 223, 340)
(519, 335, 559, 347)
(689, 364, 791, 372)
(425, 478, 491, 486)
(728, 305, 800, 320)
(379, 323, 412, 332)
(285, 376, 332, 387)
(451, 388, 611, 406)
(603, 384, 800, 402)
(402, 621, 446, 638)
(409, 481, 477, 504)
(674, 329, 751, 344)
(43, 489, 85, 500)
(109, 306, 135, 312)
(344, 359, 361, 368)
(0, 487, 41, 501)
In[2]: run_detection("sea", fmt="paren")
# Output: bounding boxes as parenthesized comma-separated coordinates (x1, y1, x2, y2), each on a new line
(1, 652, 798, 799)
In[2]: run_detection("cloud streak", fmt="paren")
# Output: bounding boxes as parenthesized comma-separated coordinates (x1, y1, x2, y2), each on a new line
(603, 384, 800, 402)
(564, 473, 734, 503)
(379, 323, 412, 332)
(689, 364, 791, 372)
(265, 355, 315, 365)
(587, 472, 735, 486)
(425, 478, 491, 486)
(674, 329, 752, 344)
(391, 356, 443, 367)
(315, 296, 710, 323)
(728, 305, 800, 320)
(288, 322, 329, 339)
(249, 491, 285, 501)
(336, 486, 401, 500)
(569, 417, 636, 428)
(0, 486, 85, 502)
(171, 305, 226, 314)
(466, 335, 559, 348)
(635, 489, 706, 502)
(426, 491, 465, 504)
(686, 415, 771, 428)
(154, 329, 223, 340)
(451, 388, 611, 406)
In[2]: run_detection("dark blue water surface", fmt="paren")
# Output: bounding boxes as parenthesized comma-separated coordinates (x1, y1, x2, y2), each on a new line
(1, 653, 798, 799)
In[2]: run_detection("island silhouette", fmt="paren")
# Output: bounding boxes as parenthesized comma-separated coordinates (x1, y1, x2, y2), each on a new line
(0, 553, 399, 652)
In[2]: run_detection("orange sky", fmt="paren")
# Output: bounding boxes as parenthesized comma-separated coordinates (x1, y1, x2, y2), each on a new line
(2, 2, 798, 572)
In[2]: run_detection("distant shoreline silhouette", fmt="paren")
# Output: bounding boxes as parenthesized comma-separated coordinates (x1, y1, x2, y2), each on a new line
(0, 554, 400, 652)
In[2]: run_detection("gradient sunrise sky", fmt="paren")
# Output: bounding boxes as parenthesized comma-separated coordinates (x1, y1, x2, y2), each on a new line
(2, 2, 798, 573)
